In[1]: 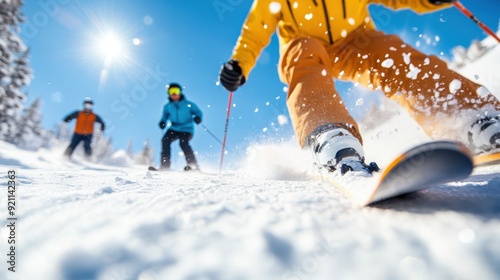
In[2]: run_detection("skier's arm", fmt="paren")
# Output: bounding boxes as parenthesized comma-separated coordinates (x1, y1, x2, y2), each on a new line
(95, 115, 105, 131)
(159, 105, 169, 129)
(63, 111, 79, 122)
(370, 0, 453, 14)
(230, 0, 280, 79)
(190, 102, 203, 124)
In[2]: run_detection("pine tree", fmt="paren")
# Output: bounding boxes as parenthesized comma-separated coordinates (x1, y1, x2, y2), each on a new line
(0, 0, 32, 141)
(13, 97, 43, 148)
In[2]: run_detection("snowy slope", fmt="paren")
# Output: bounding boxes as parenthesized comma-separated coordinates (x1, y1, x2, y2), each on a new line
(1, 140, 500, 280)
(2, 44, 500, 280)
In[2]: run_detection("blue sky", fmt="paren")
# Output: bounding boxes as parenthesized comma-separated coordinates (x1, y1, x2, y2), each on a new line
(21, 0, 499, 168)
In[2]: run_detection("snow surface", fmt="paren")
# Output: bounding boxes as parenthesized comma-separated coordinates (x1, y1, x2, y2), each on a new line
(2, 38, 500, 280)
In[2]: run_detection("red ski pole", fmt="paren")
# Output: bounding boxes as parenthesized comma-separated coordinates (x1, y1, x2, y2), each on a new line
(219, 91, 234, 174)
(454, 1, 500, 44)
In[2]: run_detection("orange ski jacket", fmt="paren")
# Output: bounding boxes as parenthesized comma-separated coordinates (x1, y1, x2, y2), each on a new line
(64, 110, 105, 135)
(231, 0, 451, 78)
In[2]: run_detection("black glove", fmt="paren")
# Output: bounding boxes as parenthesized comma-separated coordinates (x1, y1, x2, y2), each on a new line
(101, 124, 105, 132)
(219, 60, 246, 92)
(193, 116, 201, 124)
(159, 121, 166, 129)
(428, 0, 455, 5)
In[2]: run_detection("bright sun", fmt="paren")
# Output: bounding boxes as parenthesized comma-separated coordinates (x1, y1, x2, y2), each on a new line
(98, 33, 124, 62)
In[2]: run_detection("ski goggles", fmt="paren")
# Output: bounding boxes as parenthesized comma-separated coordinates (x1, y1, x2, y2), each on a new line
(168, 87, 181, 95)
(84, 103, 93, 110)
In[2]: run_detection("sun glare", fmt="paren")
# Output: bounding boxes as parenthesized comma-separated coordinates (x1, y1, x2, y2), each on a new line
(98, 33, 124, 61)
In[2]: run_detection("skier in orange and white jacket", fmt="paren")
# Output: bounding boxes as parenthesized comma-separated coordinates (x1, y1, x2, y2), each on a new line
(219, 0, 500, 173)
(63, 98, 105, 159)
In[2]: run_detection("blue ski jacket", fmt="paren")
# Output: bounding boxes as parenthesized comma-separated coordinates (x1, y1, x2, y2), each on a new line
(159, 95, 203, 134)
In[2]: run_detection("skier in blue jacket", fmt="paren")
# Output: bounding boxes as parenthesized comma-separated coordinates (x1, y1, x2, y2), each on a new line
(158, 83, 203, 170)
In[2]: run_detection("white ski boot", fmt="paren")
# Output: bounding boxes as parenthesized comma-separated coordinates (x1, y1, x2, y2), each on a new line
(468, 116, 500, 154)
(309, 127, 379, 175)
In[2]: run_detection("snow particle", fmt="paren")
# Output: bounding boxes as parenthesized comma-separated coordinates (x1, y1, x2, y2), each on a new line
(143, 15, 153, 25)
(341, 30, 347, 38)
(305, 13, 313, 20)
(381, 59, 394, 68)
(355, 98, 364, 106)
(406, 64, 421, 80)
(449, 79, 462, 94)
(277, 115, 288, 126)
(269, 2, 282, 14)
(52, 91, 63, 103)
(347, 18, 355, 25)
(402, 53, 411, 65)
(321, 69, 327, 76)
(476, 86, 490, 97)
(458, 228, 475, 243)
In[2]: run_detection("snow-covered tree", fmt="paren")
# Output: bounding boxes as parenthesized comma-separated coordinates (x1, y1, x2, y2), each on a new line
(466, 40, 485, 61)
(134, 139, 154, 166)
(451, 45, 467, 67)
(91, 129, 113, 162)
(55, 122, 72, 142)
(126, 139, 134, 158)
(0, 0, 32, 141)
(12, 97, 43, 148)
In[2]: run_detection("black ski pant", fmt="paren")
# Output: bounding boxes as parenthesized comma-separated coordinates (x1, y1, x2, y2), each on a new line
(161, 129, 197, 168)
(65, 133, 93, 157)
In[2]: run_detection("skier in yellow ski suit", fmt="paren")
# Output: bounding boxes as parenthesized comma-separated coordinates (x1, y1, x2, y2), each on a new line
(219, 0, 500, 156)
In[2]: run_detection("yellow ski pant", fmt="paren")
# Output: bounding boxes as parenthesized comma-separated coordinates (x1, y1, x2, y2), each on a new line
(279, 27, 500, 147)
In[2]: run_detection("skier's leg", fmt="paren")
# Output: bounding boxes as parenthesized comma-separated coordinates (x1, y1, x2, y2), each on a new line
(64, 134, 82, 157)
(278, 37, 362, 148)
(83, 135, 93, 157)
(179, 132, 198, 168)
(160, 130, 177, 169)
(330, 27, 500, 143)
